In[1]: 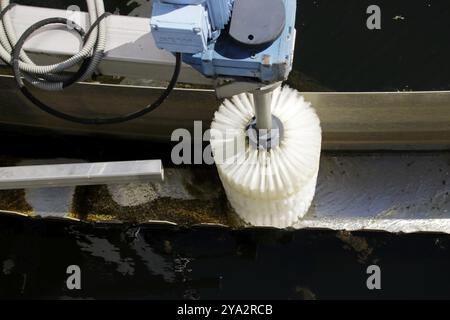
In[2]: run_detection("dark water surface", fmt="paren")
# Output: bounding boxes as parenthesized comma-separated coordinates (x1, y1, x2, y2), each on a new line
(1, 214, 450, 300)
(13, 0, 450, 91)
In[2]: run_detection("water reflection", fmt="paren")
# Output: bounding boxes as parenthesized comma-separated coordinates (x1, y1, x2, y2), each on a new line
(1, 215, 450, 299)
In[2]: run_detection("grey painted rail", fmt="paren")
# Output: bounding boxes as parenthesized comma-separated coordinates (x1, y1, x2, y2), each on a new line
(0, 160, 164, 190)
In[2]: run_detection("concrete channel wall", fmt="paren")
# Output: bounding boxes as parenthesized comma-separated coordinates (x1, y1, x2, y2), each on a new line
(1, 76, 450, 150)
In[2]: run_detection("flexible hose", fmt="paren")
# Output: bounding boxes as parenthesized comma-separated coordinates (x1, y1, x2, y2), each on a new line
(0, 0, 106, 90)
(0, 1, 182, 125)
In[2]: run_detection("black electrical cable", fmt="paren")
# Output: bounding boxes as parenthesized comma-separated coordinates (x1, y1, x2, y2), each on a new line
(60, 12, 113, 89)
(1, 5, 182, 125)
(0, 4, 91, 85)
(0, 2, 15, 22)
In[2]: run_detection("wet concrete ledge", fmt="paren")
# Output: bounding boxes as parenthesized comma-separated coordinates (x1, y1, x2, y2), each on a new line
(0, 151, 449, 233)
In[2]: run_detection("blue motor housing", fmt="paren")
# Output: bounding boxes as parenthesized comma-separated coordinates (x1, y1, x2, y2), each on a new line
(151, 0, 233, 54)
(156, 0, 233, 31)
(151, 0, 296, 83)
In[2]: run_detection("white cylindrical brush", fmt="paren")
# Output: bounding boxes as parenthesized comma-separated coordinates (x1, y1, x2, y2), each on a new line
(210, 86, 322, 228)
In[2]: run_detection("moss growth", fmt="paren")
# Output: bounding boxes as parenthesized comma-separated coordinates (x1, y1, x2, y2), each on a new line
(0, 156, 33, 215)
(70, 184, 233, 226)
(182, 167, 223, 200)
(337, 231, 374, 263)
(0, 154, 236, 226)
(0, 189, 33, 214)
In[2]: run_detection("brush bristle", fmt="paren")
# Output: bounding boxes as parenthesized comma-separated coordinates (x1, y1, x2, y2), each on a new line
(210, 86, 322, 228)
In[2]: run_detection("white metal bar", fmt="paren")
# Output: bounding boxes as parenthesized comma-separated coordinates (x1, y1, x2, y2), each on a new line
(0, 160, 164, 190)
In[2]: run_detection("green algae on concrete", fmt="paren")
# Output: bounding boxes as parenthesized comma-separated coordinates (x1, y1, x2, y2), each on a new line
(69, 167, 234, 226)
(70, 185, 231, 226)
(0, 155, 235, 225)
(0, 189, 33, 214)
(0, 156, 33, 215)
